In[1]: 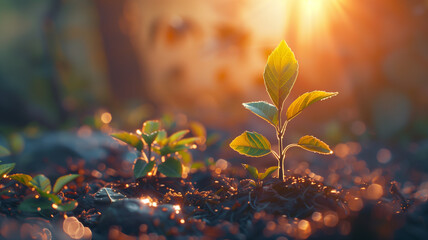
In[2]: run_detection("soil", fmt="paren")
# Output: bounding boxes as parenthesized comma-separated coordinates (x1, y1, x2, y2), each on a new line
(0, 132, 425, 240)
(0, 167, 417, 240)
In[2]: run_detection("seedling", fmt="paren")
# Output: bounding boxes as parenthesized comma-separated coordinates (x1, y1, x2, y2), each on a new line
(242, 164, 278, 187)
(230, 40, 337, 181)
(9, 173, 79, 212)
(0, 145, 15, 178)
(112, 120, 200, 178)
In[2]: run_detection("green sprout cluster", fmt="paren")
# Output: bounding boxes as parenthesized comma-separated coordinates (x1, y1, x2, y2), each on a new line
(112, 120, 201, 178)
(10, 173, 79, 212)
(1, 145, 79, 213)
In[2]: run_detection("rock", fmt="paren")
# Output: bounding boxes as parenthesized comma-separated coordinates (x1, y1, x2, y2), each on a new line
(94, 188, 126, 204)
(97, 199, 183, 236)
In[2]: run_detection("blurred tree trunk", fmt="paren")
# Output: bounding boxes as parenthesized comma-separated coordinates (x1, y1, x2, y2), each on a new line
(93, 0, 148, 103)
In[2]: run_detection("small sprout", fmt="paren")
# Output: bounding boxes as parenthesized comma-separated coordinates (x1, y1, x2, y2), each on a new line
(12, 173, 80, 213)
(242, 164, 278, 187)
(230, 40, 337, 181)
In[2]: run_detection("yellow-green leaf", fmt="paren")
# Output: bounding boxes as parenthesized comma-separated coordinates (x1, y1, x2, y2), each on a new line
(287, 91, 338, 121)
(176, 137, 200, 146)
(141, 120, 161, 145)
(155, 130, 168, 145)
(189, 121, 207, 144)
(53, 174, 79, 194)
(168, 130, 189, 144)
(243, 101, 278, 127)
(263, 40, 299, 109)
(142, 120, 161, 134)
(141, 132, 159, 146)
(0, 163, 15, 177)
(30, 175, 52, 193)
(242, 164, 259, 180)
(259, 166, 278, 180)
(40, 192, 61, 204)
(111, 132, 143, 151)
(230, 131, 271, 157)
(297, 135, 333, 155)
(178, 150, 193, 164)
(10, 173, 32, 186)
(159, 144, 188, 156)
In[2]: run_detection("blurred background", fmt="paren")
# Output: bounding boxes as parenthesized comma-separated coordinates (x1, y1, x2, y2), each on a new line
(1, 0, 428, 186)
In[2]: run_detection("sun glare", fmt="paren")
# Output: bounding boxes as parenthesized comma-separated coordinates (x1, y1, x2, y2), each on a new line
(248, 0, 349, 50)
(284, 0, 346, 46)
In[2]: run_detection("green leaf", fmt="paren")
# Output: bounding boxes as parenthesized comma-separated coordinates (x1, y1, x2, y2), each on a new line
(30, 175, 51, 193)
(18, 197, 53, 212)
(249, 179, 257, 187)
(133, 159, 155, 179)
(141, 132, 159, 146)
(190, 162, 204, 170)
(0, 163, 15, 177)
(176, 137, 200, 146)
(286, 91, 338, 121)
(9, 173, 32, 186)
(111, 132, 143, 151)
(142, 120, 161, 134)
(230, 131, 271, 157)
(297, 135, 333, 155)
(189, 121, 207, 144)
(159, 144, 188, 156)
(168, 130, 189, 144)
(158, 158, 182, 178)
(263, 40, 299, 109)
(53, 174, 79, 194)
(0, 145, 10, 158)
(155, 130, 168, 145)
(178, 150, 193, 164)
(242, 164, 259, 180)
(55, 200, 78, 212)
(259, 166, 278, 180)
(243, 101, 279, 127)
(40, 192, 61, 204)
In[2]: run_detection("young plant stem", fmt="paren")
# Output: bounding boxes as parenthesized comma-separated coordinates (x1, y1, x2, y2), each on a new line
(282, 143, 298, 156)
(147, 144, 152, 161)
(277, 111, 287, 181)
(277, 132, 284, 181)
(276, 115, 289, 181)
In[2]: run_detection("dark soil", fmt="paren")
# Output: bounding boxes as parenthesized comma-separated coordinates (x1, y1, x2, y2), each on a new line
(0, 132, 424, 240)
(0, 167, 415, 240)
